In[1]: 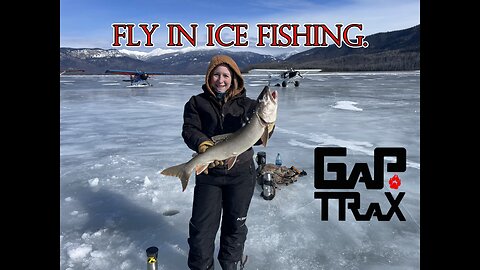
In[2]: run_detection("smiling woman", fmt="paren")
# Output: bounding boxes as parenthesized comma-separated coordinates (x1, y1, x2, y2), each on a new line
(167, 54, 276, 270)
(210, 65, 232, 93)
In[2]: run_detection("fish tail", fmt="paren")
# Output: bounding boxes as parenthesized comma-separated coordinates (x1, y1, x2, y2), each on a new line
(161, 163, 192, 192)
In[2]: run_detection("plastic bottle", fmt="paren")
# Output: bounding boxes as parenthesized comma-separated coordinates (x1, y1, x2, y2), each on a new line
(275, 153, 282, 166)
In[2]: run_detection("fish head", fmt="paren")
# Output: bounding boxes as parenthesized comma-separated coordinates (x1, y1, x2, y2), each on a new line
(256, 86, 278, 124)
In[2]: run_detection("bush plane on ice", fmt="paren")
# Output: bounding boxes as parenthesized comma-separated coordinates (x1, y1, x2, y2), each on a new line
(253, 68, 322, 87)
(105, 69, 166, 87)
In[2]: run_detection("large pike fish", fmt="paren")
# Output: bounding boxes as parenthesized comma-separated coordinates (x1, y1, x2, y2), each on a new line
(161, 86, 278, 191)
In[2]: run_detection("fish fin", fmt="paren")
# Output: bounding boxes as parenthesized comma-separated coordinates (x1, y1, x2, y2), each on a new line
(261, 126, 269, 147)
(161, 163, 192, 192)
(195, 164, 209, 175)
(211, 133, 234, 144)
(226, 156, 238, 170)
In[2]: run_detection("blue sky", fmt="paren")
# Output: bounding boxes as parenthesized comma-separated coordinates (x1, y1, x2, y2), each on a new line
(60, 0, 420, 55)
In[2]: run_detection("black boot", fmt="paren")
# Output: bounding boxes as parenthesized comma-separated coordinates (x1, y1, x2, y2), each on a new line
(219, 255, 248, 270)
(219, 260, 239, 270)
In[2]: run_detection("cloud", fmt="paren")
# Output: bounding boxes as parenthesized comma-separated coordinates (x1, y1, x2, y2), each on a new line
(60, 0, 419, 55)
(244, 0, 419, 36)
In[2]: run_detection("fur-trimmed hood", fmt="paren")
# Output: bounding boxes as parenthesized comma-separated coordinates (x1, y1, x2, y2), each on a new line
(203, 55, 245, 100)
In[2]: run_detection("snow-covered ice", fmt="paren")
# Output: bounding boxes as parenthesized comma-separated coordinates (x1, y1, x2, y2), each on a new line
(60, 71, 420, 270)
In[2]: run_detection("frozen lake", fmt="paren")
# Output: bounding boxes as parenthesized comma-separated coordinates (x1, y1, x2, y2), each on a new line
(60, 71, 420, 270)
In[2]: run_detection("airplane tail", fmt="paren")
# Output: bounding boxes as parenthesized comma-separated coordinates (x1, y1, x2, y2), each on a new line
(161, 163, 192, 192)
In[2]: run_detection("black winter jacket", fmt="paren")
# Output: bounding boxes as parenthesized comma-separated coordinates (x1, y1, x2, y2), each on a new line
(182, 84, 262, 175)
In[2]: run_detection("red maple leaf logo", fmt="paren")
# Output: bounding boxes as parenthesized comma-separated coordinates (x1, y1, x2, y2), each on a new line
(389, 174, 401, 189)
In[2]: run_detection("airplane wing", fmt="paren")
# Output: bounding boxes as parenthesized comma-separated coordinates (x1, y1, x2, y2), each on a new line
(294, 69, 323, 74)
(105, 69, 138, 75)
(145, 72, 167, 75)
(249, 69, 293, 73)
(249, 68, 322, 73)
(105, 69, 166, 75)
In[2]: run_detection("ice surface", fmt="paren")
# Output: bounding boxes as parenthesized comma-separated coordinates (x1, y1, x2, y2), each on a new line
(60, 71, 420, 269)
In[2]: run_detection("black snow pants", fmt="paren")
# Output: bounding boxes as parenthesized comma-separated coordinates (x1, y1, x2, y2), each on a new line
(187, 160, 256, 270)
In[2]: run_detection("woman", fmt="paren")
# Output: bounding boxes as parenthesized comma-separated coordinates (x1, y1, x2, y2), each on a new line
(182, 55, 274, 270)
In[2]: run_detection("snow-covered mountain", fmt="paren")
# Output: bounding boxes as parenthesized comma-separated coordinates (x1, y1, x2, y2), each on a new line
(60, 47, 280, 74)
(274, 50, 302, 60)
(60, 24, 420, 74)
(118, 47, 218, 60)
